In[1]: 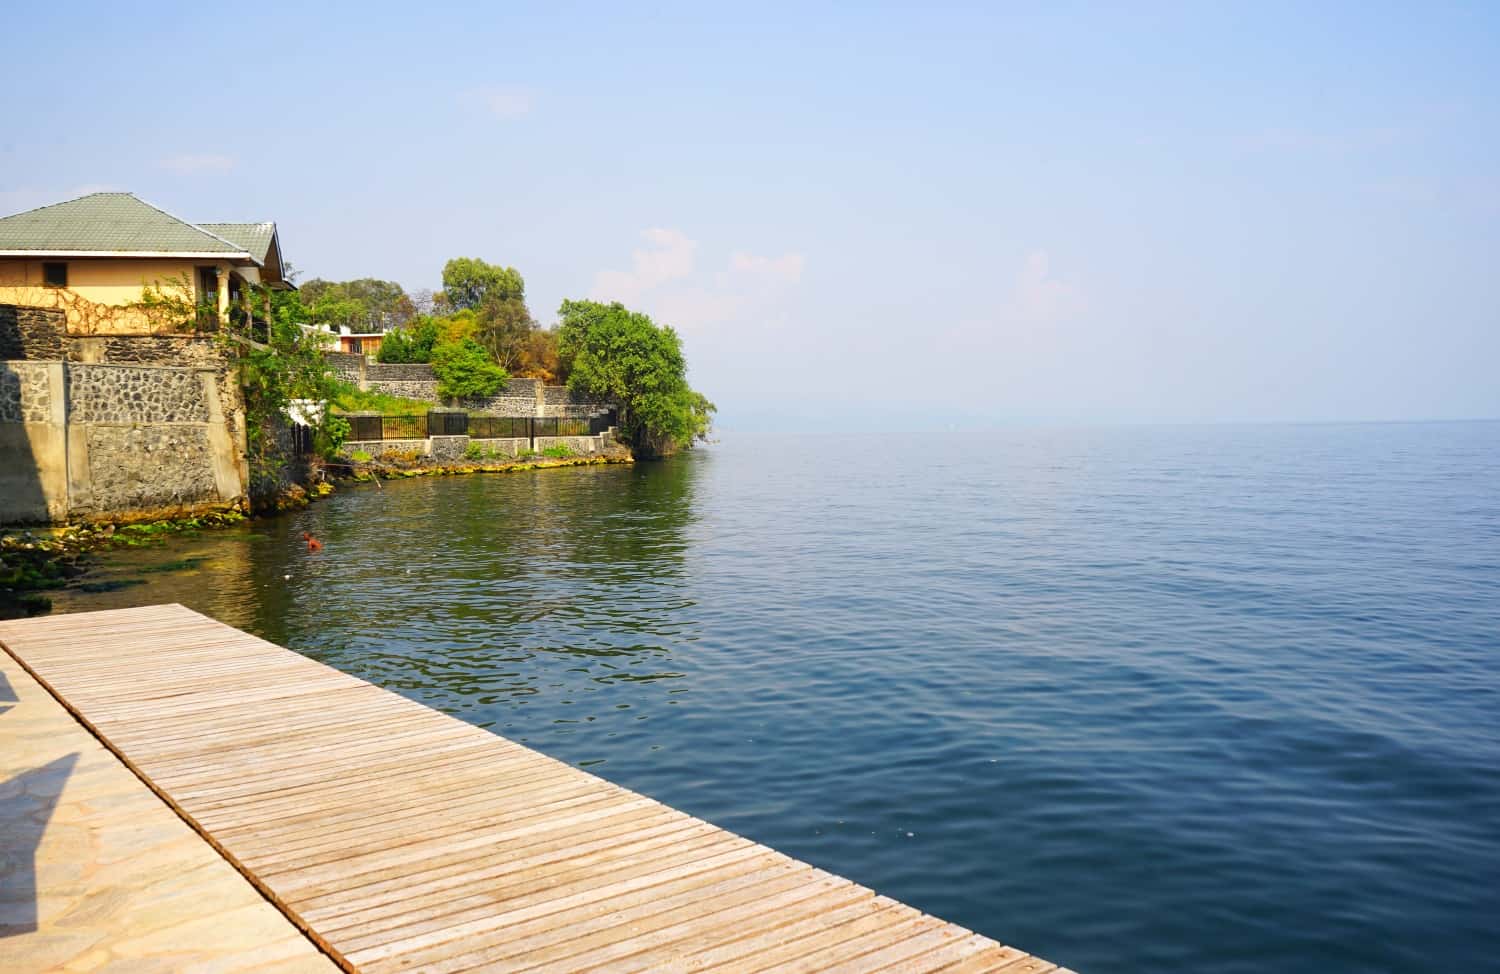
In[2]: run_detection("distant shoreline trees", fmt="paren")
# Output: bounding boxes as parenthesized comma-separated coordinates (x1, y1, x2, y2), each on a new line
(311, 257, 712, 452)
(557, 300, 714, 456)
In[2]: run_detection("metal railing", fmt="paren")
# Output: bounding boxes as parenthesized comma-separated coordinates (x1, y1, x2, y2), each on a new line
(468, 415, 532, 439)
(347, 414, 427, 441)
(343, 410, 616, 443)
(428, 411, 468, 436)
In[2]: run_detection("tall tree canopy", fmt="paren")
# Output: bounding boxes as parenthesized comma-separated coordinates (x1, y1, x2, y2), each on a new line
(441, 258, 525, 311)
(474, 291, 536, 371)
(430, 337, 508, 400)
(299, 278, 414, 330)
(439, 257, 541, 373)
(556, 300, 714, 455)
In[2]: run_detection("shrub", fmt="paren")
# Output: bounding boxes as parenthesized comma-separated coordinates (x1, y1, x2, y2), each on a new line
(541, 444, 575, 458)
(329, 381, 432, 414)
(431, 338, 507, 400)
(377, 317, 440, 363)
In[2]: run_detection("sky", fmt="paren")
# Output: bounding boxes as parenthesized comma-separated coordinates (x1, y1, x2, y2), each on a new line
(3, 2, 1497, 429)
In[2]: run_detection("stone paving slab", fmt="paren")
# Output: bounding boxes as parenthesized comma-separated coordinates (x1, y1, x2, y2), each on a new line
(0, 646, 337, 973)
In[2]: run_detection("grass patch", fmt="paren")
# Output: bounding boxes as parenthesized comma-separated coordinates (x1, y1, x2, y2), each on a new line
(330, 382, 433, 415)
(463, 443, 514, 461)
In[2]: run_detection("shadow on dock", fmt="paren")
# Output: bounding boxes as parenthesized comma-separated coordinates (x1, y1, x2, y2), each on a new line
(0, 749, 78, 935)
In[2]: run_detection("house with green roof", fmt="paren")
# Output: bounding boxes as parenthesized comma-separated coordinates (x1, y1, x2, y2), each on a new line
(0, 192, 288, 334)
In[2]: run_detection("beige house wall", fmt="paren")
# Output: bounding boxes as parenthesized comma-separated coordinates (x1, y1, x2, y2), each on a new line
(0, 257, 233, 334)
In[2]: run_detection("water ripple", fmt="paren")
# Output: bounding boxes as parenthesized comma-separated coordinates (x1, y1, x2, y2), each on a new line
(54, 422, 1500, 974)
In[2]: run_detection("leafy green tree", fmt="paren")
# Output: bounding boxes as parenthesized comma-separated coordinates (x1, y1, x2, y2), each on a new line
(441, 257, 525, 311)
(222, 285, 347, 489)
(430, 338, 508, 400)
(377, 316, 441, 363)
(300, 277, 414, 329)
(556, 300, 714, 455)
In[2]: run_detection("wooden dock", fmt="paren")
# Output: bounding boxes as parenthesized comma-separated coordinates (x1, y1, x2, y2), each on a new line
(1, 604, 1065, 973)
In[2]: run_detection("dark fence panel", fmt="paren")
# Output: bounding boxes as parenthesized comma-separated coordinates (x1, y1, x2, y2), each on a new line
(348, 415, 383, 441)
(427, 412, 469, 436)
(381, 415, 427, 440)
(469, 415, 532, 439)
(291, 424, 314, 456)
(344, 410, 616, 442)
(532, 417, 590, 437)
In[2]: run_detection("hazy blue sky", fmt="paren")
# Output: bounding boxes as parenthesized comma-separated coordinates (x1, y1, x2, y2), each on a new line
(3, 2, 1496, 428)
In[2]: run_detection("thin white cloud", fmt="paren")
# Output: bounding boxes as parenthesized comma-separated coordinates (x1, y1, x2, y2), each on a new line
(466, 86, 535, 120)
(589, 229, 806, 331)
(591, 228, 699, 304)
(1014, 250, 1084, 323)
(159, 153, 235, 174)
(729, 251, 806, 284)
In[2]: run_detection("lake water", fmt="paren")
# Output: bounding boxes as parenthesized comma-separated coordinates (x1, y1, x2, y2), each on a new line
(49, 423, 1500, 973)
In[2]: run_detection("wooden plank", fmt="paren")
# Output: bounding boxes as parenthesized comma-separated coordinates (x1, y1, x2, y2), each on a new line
(0, 605, 1063, 974)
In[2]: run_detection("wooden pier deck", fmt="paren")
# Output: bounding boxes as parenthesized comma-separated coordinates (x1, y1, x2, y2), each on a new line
(1, 605, 1065, 973)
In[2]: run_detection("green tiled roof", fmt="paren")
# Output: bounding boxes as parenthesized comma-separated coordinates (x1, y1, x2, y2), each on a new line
(0, 193, 253, 258)
(199, 223, 276, 263)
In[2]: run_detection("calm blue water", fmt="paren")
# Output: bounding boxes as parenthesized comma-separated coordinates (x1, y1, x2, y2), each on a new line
(55, 423, 1500, 973)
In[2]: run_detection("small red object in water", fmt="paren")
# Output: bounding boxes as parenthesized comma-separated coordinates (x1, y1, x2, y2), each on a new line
(301, 532, 323, 552)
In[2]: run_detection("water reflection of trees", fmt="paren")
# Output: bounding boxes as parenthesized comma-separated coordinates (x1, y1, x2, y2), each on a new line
(56, 457, 712, 761)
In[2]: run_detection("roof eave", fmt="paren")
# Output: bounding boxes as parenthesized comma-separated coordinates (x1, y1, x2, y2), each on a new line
(0, 249, 260, 265)
(267, 226, 286, 282)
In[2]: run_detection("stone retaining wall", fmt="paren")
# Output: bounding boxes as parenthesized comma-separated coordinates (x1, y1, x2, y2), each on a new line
(67, 364, 212, 425)
(354, 362, 614, 419)
(326, 352, 364, 385)
(341, 438, 429, 459)
(0, 304, 246, 456)
(0, 359, 245, 525)
(0, 305, 67, 360)
(0, 362, 52, 425)
(341, 429, 619, 463)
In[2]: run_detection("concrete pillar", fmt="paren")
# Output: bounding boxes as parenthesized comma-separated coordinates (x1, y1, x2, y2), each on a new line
(199, 369, 244, 504)
(216, 265, 230, 327)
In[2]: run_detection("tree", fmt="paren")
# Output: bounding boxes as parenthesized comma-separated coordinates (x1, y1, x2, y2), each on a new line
(556, 300, 714, 455)
(430, 338, 508, 400)
(377, 316, 441, 363)
(515, 327, 563, 382)
(473, 291, 536, 371)
(441, 257, 525, 311)
(211, 284, 349, 490)
(300, 277, 414, 330)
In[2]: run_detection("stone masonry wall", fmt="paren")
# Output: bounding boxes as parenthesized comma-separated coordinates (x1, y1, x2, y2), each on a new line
(326, 352, 365, 385)
(0, 305, 244, 450)
(66, 365, 212, 424)
(365, 362, 440, 401)
(0, 358, 245, 525)
(0, 362, 52, 425)
(355, 360, 615, 419)
(463, 376, 541, 416)
(84, 424, 220, 513)
(0, 305, 67, 360)
(541, 383, 611, 418)
(341, 429, 619, 463)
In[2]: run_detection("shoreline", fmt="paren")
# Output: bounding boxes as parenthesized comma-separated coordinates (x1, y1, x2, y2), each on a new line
(0, 452, 636, 618)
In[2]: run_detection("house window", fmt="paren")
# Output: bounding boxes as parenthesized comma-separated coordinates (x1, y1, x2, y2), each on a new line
(196, 266, 220, 330)
(42, 262, 67, 287)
